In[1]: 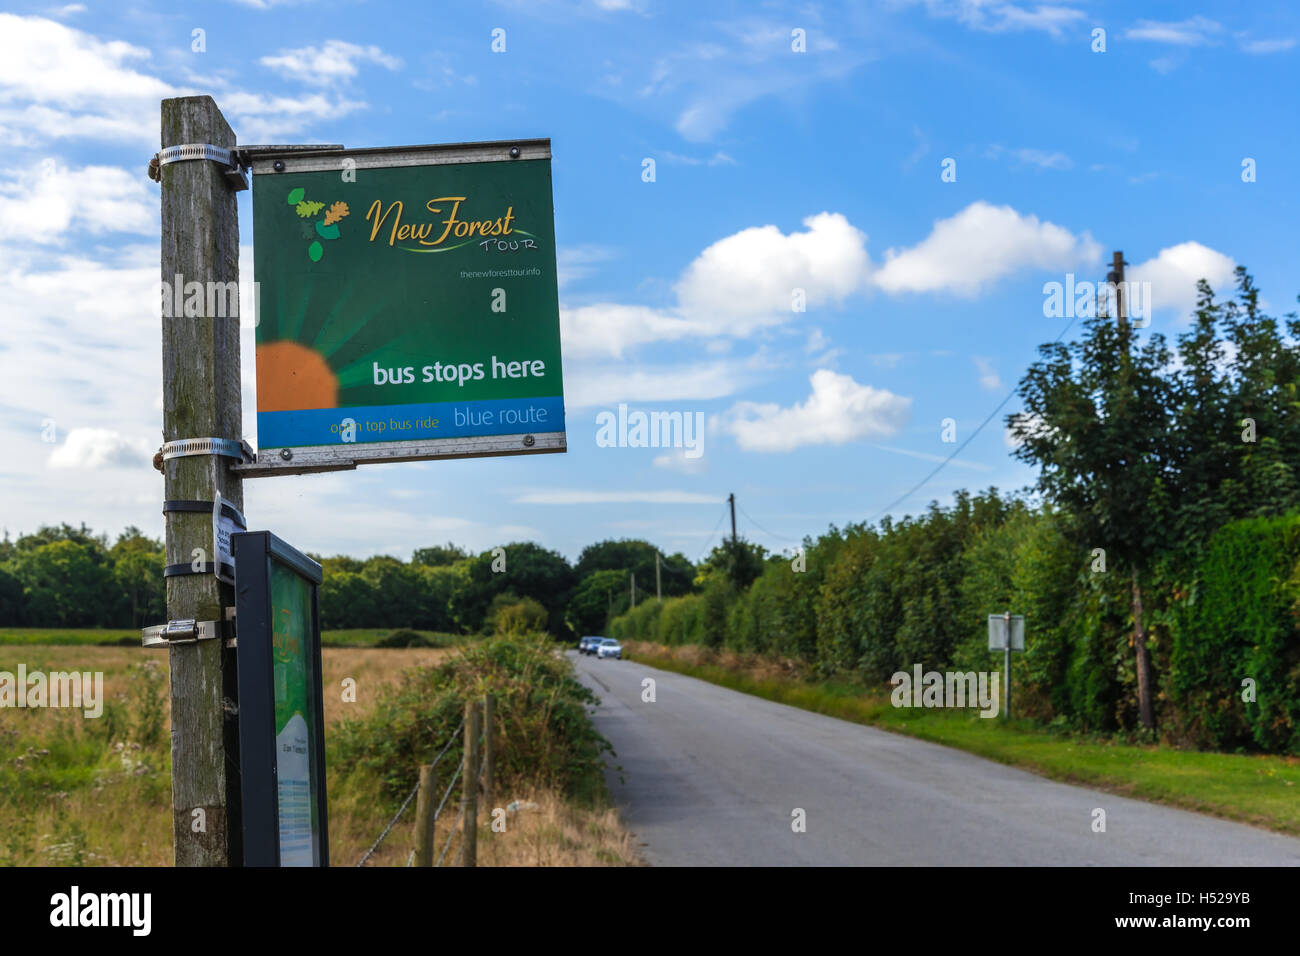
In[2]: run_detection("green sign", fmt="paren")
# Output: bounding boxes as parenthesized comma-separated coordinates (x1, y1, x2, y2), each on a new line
(249, 140, 565, 473)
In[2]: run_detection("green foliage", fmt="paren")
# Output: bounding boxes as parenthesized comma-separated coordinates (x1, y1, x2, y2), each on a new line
(128, 660, 168, 750)
(1170, 514, 1300, 753)
(567, 569, 631, 636)
(493, 596, 548, 635)
(332, 633, 611, 803)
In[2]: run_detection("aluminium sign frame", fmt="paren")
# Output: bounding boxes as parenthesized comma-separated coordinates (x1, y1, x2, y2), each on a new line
(237, 139, 566, 478)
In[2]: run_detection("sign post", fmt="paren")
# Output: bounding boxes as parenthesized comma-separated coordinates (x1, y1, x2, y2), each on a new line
(987, 611, 1025, 720)
(158, 96, 245, 867)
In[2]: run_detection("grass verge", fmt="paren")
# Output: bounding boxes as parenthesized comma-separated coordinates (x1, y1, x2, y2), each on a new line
(622, 640, 1300, 837)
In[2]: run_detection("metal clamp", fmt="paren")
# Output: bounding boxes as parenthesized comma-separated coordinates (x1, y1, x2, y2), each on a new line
(149, 143, 248, 191)
(161, 438, 254, 463)
(141, 619, 223, 648)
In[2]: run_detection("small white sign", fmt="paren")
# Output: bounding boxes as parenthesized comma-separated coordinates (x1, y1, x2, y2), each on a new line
(988, 614, 1025, 651)
(213, 490, 246, 585)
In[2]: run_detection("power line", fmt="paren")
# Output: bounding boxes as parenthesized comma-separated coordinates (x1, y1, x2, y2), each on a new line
(736, 503, 803, 546)
(867, 310, 1082, 525)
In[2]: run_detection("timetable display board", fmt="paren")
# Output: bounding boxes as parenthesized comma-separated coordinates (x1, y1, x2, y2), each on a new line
(233, 531, 329, 866)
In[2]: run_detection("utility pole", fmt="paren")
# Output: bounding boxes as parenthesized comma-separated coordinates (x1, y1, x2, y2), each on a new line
(630, 571, 636, 609)
(160, 96, 244, 866)
(728, 492, 737, 544)
(655, 551, 662, 604)
(1109, 249, 1155, 732)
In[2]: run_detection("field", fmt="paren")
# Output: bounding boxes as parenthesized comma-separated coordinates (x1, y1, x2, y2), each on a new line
(0, 643, 638, 866)
(0, 627, 463, 648)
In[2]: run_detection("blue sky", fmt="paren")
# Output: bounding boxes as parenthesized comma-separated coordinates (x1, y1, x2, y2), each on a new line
(1, 0, 1296, 562)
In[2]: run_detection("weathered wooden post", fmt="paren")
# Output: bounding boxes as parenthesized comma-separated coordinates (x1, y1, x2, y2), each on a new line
(412, 764, 436, 867)
(482, 693, 495, 813)
(460, 699, 482, 866)
(159, 96, 244, 866)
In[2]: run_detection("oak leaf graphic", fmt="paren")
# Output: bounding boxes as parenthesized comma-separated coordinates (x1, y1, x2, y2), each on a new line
(296, 200, 325, 218)
(322, 201, 350, 226)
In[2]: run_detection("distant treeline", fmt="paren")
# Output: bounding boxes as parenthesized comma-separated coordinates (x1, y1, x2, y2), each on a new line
(0, 526, 697, 641)
(611, 269, 1300, 755)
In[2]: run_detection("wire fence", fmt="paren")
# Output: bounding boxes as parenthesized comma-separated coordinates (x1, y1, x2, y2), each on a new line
(354, 714, 466, 867)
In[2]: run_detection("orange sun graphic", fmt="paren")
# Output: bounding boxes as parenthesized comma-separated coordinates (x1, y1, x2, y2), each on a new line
(257, 341, 339, 412)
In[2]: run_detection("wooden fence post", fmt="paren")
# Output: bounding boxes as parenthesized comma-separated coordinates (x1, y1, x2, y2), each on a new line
(412, 764, 436, 867)
(482, 693, 495, 813)
(460, 699, 481, 866)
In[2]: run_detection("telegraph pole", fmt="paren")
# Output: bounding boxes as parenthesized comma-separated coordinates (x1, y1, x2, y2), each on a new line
(655, 551, 662, 603)
(159, 96, 244, 866)
(630, 571, 636, 609)
(728, 492, 737, 544)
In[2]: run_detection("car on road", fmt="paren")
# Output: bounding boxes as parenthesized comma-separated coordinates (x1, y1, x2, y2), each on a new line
(578, 636, 603, 655)
(595, 639, 622, 660)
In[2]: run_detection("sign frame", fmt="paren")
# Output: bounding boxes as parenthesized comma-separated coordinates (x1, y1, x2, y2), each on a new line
(236, 138, 566, 478)
(233, 530, 330, 866)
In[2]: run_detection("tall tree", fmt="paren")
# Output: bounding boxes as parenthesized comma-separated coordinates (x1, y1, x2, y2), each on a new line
(1010, 285, 1175, 730)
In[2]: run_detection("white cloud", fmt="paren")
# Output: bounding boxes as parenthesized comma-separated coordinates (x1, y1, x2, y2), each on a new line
(555, 245, 613, 289)
(564, 202, 1104, 357)
(515, 489, 720, 505)
(873, 201, 1101, 296)
(716, 369, 911, 453)
(676, 212, 872, 325)
(1010, 148, 1071, 170)
(912, 1, 1086, 37)
(653, 448, 708, 474)
(562, 212, 872, 357)
(1240, 37, 1296, 54)
(973, 356, 1002, 390)
(0, 160, 155, 244)
(0, 14, 176, 147)
(1128, 242, 1237, 318)
(565, 358, 755, 408)
(1125, 16, 1221, 46)
(260, 41, 402, 84)
(219, 90, 367, 141)
(48, 428, 150, 469)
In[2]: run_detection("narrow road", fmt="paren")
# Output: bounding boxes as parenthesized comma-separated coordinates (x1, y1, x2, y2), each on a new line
(572, 651, 1300, 866)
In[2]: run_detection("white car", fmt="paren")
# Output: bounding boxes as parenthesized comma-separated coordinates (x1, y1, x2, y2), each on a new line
(595, 639, 622, 660)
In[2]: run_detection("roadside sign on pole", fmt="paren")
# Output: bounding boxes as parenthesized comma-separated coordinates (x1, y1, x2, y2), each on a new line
(987, 614, 1025, 651)
(240, 139, 565, 476)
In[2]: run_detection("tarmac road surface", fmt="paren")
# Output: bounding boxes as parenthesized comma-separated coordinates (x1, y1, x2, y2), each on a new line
(572, 651, 1300, 866)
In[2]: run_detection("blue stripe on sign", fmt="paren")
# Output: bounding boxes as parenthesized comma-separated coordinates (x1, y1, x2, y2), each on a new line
(257, 396, 566, 448)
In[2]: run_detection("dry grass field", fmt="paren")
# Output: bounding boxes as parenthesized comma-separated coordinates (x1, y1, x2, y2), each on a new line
(0, 645, 639, 866)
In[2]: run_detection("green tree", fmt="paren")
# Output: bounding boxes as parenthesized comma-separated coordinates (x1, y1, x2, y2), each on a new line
(566, 569, 631, 636)
(1011, 288, 1176, 730)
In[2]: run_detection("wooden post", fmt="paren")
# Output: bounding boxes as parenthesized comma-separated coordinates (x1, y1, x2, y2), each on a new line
(412, 764, 436, 867)
(160, 96, 244, 867)
(482, 693, 495, 812)
(460, 699, 481, 866)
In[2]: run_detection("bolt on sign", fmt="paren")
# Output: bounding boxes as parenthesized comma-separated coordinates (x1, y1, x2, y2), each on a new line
(243, 140, 566, 476)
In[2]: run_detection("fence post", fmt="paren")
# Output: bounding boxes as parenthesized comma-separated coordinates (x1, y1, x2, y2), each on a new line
(460, 699, 481, 866)
(482, 693, 495, 813)
(412, 764, 436, 867)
